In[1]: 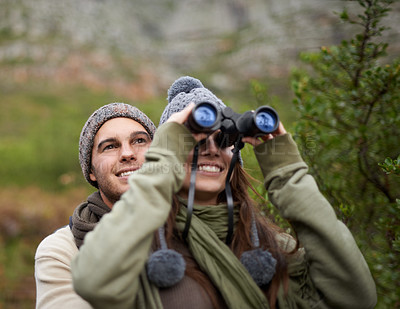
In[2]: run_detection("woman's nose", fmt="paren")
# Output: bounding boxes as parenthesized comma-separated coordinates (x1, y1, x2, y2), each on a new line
(201, 133, 220, 156)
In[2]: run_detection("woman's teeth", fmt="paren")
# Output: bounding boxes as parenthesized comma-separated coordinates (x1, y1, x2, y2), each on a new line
(198, 165, 221, 172)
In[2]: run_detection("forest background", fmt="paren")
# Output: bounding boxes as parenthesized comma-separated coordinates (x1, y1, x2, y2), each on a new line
(0, 0, 399, 308)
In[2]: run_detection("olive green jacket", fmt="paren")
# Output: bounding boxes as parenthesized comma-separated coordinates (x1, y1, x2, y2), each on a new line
(71, 122, 377, 308)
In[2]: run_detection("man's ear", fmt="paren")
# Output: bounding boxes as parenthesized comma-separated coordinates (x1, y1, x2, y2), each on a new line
(89, 171, 97, 182)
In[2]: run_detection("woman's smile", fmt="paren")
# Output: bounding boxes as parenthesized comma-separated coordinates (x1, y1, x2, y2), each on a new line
(197, 162, 224, 174)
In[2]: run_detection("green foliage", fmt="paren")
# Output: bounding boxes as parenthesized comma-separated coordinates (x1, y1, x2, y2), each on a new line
(379, 155, 400, 175)
(291, 0, 400, 307)
(376, 156, 400, 306)
(248, 78, 297, 125)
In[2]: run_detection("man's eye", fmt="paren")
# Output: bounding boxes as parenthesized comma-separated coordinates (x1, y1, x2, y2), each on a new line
(103, 144, 115, 151)
(133, 138, 148, 145)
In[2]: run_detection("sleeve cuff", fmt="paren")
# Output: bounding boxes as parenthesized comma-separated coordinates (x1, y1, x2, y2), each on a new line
(254, 134, 304, 177)
(148, 122, 197, 164)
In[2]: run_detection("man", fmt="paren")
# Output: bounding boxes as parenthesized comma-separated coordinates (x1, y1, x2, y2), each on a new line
(34, 103, 156, 308)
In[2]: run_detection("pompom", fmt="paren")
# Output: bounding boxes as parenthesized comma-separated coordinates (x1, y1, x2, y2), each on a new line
(146, 249, 186, 288)
(167, 76, 204, 103)
(240, 248, 277, 287)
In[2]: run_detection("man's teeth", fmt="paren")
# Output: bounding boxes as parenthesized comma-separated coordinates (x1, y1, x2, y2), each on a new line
(119, 171, 136, 177)
(198, 165, 221, 172)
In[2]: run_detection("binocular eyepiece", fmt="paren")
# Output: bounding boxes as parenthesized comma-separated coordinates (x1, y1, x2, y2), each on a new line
(186, 102, 279, 147)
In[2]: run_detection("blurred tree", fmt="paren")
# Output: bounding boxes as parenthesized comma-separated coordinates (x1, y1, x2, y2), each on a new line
(290, 0, 400, 307)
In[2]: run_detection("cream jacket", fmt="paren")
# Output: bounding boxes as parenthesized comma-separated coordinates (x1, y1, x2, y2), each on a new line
(35, 226, 92, 309)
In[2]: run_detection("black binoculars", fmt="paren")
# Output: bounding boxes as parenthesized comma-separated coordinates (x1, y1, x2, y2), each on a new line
(186, 102, 279, 147)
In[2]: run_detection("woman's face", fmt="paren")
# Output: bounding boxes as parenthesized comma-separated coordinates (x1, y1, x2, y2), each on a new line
(178, 131, 234, 205)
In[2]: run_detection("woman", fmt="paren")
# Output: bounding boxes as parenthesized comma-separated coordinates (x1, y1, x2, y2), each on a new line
(71, 76, 377, 308)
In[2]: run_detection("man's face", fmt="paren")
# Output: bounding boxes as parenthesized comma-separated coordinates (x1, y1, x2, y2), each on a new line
(90, 117, 151, 208)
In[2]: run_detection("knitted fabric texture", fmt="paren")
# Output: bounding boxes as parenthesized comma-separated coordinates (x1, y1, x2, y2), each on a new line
(79, 102, 156, 188)
(70, 191, 111, 248)
(159, 76, 243, 165)
(159, 76, 226, 125)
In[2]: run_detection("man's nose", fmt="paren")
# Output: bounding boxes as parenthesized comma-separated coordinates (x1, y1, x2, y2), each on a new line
(120, 144, 136, 161)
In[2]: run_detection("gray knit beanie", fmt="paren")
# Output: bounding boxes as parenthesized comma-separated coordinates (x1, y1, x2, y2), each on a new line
(159, 76, 242, 165)
(79, 102, 156, 188)
(159, 76, 226, 125)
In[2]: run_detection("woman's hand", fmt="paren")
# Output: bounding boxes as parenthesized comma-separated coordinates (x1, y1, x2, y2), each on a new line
(242, 122, 287, 147)
(166, 102, 195, 124)
(166, 102, 209, 142)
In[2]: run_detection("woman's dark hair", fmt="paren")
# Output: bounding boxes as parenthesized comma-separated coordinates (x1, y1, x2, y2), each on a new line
(162, 162, 294, 309)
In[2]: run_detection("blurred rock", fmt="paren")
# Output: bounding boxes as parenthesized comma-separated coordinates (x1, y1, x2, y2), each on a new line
(0, 0, 399, 98)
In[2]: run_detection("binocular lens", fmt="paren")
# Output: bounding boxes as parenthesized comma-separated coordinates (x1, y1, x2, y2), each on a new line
(255, 110, 278, 133)
(193, 103, 218, 128)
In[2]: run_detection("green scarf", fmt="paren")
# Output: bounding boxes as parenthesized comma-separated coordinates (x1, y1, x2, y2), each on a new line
(136, 201, 313, 308)
(175, 202, 270, 309)
(136, 201, 269, 308)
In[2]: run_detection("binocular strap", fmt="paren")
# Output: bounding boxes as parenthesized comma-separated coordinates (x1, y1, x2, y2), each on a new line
(182, 142, 201, 241)
(225, 146, 241, 245)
